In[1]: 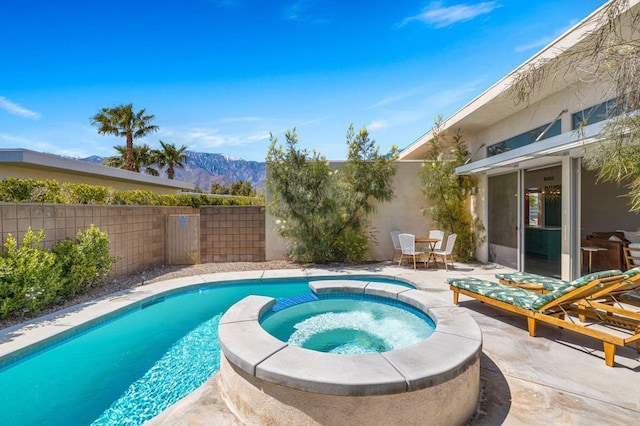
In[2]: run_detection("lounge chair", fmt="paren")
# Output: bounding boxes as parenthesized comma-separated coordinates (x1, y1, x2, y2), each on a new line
(495, 271, 566, 293)
(447, 270, 639, 367)
(498, 268, 640, 308)
(577, 267, 640, 318)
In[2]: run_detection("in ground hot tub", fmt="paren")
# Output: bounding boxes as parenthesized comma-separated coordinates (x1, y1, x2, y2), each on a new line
(217, 280, 482, 426)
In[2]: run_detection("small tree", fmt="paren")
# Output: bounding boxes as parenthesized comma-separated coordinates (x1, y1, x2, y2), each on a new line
(229, 180, 254, 197)
(210, 183, 229, 194)
(267, 125, 397, 263)
(420, 117, 484, 261)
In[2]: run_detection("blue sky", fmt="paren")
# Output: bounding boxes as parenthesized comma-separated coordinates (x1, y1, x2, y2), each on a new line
(0, 0, 606, 162)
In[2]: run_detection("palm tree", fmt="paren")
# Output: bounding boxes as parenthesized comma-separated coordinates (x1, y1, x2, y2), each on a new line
(153, 141, 188, 179)
(103, 144, 159, 176)
(91, 104, 159, 172)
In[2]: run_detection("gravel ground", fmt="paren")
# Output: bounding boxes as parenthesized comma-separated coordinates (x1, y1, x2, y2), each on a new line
(0, 260, 306, 331)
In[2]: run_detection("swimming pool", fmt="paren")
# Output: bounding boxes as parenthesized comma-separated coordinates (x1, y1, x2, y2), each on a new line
(0, 275, 414, 425)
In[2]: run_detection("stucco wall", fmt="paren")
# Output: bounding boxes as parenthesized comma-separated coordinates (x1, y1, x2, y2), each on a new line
(266, 161, 430, 262)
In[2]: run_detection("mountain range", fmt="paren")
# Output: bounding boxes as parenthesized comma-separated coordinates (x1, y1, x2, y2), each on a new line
(81, 151, 266, 191)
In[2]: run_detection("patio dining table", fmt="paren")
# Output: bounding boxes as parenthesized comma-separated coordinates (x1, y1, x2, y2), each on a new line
(415, 237, 440, 268)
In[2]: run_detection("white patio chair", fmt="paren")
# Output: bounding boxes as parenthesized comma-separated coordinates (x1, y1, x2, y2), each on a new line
(398, 233, 426, 270)
(390, 230, 402, 261)
(428, 229, 445, 250)
(432, 233, 457, 271)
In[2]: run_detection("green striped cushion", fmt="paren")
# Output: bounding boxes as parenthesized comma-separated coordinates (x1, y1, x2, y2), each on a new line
(494, 272, 566, 291)
(447, 277, 545, 310)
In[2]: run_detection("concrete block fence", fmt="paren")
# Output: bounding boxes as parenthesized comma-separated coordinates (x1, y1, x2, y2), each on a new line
(0, 203, 266, 277)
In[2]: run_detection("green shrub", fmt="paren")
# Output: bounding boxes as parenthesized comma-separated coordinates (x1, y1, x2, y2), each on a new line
(0, 229, 63, 318)
(0, 177, 262, 207)
(53, 225, 117, 298)
(0, 178, 64, 203)
(62, 183, 112, 204)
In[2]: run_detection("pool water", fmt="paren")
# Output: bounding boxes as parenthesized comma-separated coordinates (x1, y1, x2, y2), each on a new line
(0, 276, 411, 426)
(261, 297, 435, 354)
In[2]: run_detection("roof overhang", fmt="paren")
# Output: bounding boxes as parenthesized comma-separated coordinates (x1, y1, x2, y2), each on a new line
(399, 0, 640, 161)
(455, 121, 605, 175)
(0, 149, 195, 191)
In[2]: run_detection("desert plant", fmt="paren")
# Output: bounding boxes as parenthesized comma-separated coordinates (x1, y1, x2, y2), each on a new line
(0, 229, 63, 318)
(53, 225, 117, 298)
(420, 117, 485, 261)
(267, 125, 397, 263)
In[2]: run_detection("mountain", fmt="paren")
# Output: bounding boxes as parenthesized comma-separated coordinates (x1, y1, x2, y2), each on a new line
(81, 151, 266, 191)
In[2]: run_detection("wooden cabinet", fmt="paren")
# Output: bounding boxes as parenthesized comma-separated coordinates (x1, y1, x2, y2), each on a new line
(525, 227, 561, 260)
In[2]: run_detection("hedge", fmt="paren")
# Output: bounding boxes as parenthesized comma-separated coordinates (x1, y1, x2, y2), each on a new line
(0, 178, 261, 206)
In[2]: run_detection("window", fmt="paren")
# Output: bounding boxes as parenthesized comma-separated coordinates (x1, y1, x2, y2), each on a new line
(487, 121, 562, 157)
(572, 98, 621, 129)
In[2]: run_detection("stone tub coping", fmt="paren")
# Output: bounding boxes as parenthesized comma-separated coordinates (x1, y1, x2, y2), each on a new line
(218, 280, 482, 396)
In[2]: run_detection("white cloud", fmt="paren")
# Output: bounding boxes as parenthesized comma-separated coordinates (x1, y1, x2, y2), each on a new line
(402, 1, 500, 28)
(367, 120, 389, 130)
(0, 96, 41, 119)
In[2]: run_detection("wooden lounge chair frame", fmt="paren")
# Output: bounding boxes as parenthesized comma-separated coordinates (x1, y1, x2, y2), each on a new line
(450, 274, 640, 367)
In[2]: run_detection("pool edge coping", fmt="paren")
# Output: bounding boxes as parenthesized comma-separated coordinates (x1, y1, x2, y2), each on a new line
(218, 281, 483, 396)
(0, 269, 418, 367)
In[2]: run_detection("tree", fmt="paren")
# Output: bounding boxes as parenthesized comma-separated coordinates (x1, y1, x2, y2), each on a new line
(91, 104, 159, 172)
(509, 0, 640, 211)
(267, 125, 397, 263)
(210, 183, 229, 195)
(103, 144, 159, 176)
(153, 140, 188, 180)
(229, 180, 254, 196)
(420, 116, 484, 261)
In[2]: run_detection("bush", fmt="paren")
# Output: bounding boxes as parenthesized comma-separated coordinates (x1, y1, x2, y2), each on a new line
(0, 229, 63, 318)
(0, 226, 118, 319)
(0, 178, 261, 207)
(53, 225, 118, 298)
(62, 183, 111, 204)
(0, 178, 65, 203)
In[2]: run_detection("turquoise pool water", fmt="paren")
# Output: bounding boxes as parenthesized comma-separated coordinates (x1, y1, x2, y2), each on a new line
(0, 276, 413, 426)
(261, 296, 435, 354)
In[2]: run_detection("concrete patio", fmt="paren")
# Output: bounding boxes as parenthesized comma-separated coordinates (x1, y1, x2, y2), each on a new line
(1, 261, 639, 425)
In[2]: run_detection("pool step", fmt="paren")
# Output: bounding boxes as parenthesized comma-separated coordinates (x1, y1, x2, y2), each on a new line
(272, 293, 319, 312)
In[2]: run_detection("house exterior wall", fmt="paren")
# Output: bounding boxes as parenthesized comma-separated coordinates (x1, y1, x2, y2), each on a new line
(265, 161, 430, 262)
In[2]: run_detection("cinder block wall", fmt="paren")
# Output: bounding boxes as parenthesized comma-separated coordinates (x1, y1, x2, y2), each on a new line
(0, 203, 194, 277)
(0, 203, 267, 277)
(200, 206, 265, 262)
